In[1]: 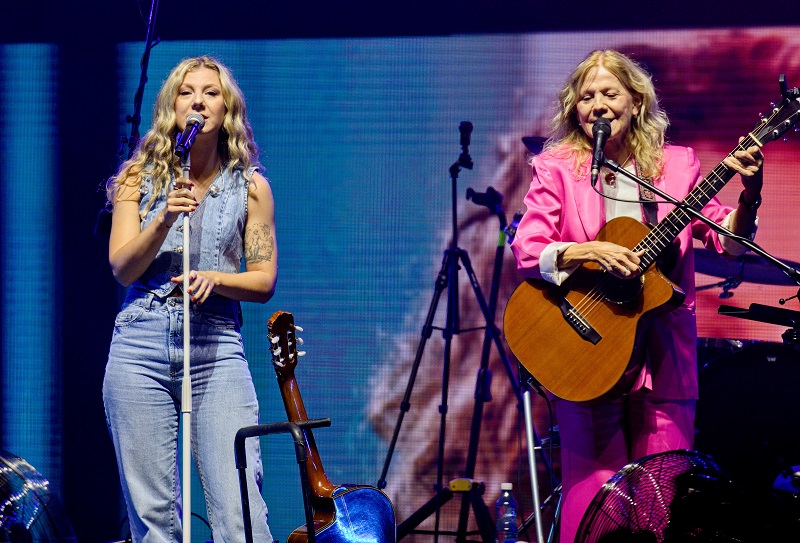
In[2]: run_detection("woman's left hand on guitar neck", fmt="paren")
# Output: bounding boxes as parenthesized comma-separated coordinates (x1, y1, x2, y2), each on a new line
(723, 139, 763, 236)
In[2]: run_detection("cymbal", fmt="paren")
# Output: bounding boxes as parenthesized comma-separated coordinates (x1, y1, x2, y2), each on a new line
(694, 249, 800, 286)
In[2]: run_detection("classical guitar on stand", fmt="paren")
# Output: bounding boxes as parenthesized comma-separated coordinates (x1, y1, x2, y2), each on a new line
(267, 310, 396, 543)
(504, 88, 800, 403)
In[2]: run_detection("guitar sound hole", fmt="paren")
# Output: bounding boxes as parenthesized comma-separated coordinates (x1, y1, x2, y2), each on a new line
(601, 274, 644, 305)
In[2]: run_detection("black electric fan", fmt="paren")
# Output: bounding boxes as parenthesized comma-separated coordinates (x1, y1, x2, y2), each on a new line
(575, 449, 754, 543)
(0, 449, 77, 542)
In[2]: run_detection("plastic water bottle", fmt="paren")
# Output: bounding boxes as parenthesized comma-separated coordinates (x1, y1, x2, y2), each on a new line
(495, 482, 518, 543)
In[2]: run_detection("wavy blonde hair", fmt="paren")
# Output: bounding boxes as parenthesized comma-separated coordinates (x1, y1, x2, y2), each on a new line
(106, 56, 260, 211)
(547, 49, 669, 181)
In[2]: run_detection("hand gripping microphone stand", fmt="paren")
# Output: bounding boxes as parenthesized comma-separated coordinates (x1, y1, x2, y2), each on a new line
(174, 113, 204, 543)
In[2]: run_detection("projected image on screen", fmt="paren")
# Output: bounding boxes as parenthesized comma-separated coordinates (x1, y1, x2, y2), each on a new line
(367, 28, 800, 542)
(109, 27, 800, 542)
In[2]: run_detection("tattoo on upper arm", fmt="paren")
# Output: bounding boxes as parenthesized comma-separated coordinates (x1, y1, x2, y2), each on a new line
(245, 223, 275, 264)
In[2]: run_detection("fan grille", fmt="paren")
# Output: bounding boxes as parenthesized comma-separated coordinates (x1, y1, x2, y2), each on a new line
(576, 449, 728, 543)
(0, 449, 77, 542)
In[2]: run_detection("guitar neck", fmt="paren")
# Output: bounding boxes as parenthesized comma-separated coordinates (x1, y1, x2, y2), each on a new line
(277, 370, 338, 499)
(268, 310, 338, 500)
(634, 135, 758, 270)
(278, 373, 312, 423)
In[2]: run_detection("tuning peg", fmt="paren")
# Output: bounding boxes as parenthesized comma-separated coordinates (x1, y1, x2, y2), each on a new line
(298, 351, 307, 357)
(295, 325, 304, 332)
(270, 335, 279, 344)
(296, 337, 304, 345)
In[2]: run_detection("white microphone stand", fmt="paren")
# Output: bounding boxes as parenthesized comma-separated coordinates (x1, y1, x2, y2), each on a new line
(180, 151, 193, 543)
(522, 386, 545, 543)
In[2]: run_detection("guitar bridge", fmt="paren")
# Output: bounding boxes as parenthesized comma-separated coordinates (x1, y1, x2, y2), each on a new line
(558, 297, 602, 345)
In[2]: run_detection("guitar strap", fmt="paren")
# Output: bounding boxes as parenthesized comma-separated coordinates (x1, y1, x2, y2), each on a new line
(638, 174, 679, 274)
(639, 180, 658, 226)
(604, 160, 658, 225)
(633, 158, 657, 226)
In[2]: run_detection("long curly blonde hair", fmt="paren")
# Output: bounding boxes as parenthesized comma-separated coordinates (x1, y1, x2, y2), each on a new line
(547, 49, 669, 181)
(106, 56, 260, 210)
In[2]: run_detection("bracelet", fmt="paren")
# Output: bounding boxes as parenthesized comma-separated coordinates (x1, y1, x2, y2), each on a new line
(738, 190, 762, 211)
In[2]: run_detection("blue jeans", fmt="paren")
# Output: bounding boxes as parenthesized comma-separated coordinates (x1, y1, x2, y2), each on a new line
(104, 291, 273, 543)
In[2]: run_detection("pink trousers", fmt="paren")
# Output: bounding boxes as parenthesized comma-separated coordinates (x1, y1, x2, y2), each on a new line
(555, 395, 696, 543)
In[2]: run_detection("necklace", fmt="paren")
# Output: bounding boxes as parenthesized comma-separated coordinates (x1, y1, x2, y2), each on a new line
(603, 152, 633, 187)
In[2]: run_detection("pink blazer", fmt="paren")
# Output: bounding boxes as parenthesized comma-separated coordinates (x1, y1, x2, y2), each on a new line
(510, 145, 734, 400)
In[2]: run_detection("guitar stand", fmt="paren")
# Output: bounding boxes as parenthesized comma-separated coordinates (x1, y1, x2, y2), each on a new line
(235, 418, 332, 543)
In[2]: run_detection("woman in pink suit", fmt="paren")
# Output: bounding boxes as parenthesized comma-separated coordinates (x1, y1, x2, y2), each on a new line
(510, 50, 764, 543)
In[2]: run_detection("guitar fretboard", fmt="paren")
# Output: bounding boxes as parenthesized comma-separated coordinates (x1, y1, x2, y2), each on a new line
(633, 134, 757, 271)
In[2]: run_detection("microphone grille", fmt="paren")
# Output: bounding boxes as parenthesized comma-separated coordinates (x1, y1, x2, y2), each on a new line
(186, 113, 205, 128)
(592, 117, 612, 135)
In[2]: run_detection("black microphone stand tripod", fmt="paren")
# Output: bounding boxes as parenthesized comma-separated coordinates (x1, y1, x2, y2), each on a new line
(377, 122, 525, 543)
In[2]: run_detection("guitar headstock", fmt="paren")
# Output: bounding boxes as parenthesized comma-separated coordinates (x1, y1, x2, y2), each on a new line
(751, 80, 800, 146)
(267, 310, 305, 376)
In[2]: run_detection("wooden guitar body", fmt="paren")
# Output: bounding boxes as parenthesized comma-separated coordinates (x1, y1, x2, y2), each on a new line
(504, 217, 685, 402)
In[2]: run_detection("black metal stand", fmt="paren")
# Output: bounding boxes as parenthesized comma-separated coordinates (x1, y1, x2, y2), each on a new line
(718, 303, 800, 347)
(376, 123, 523, 543)
(95, 0, 161, 237)
(235, 418, 332, 543)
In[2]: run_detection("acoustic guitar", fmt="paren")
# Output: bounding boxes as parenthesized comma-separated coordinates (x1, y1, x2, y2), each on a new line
(503, 90, 800, 402)
(267, 310, 396, 543)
